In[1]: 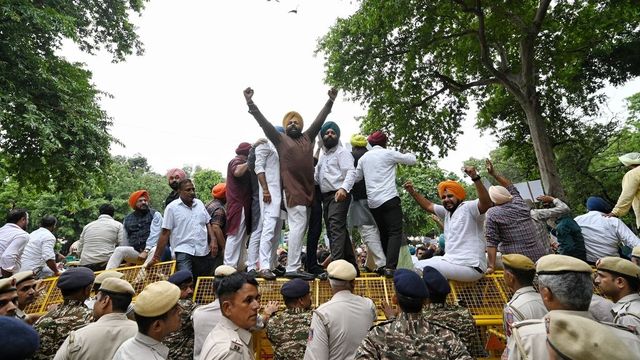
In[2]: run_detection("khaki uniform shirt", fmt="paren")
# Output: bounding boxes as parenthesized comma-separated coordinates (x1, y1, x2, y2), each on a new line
(53, 312, 137, 360)
(113, 332, 169, 360)
(613, 293, 640, 333)
(507, 310, 640, 360)
(192, 299, 224, 360)
(303, 290, 377, 360)
(504, 287, 547, 337)
(590, 294, 615, 322)
(200, 316, 254, 360)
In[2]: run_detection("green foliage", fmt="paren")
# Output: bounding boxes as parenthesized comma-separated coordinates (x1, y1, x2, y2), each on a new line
(396, 161, 458, 236)
(318, 0, 640, 197)
(193, 169, 225, 201)
(0, 0, 147, 192)
(0, 155, 166, 242)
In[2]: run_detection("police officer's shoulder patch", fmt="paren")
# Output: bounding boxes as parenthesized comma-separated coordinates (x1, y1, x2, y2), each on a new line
(230, 340, 243, 353)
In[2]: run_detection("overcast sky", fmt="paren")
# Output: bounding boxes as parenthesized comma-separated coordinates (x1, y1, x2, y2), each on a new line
(61, 0, 639, 178)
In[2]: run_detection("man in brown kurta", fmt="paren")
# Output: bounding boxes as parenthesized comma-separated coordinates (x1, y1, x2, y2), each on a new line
(224, 142, 253, 269)
(244, 86, 337, 279)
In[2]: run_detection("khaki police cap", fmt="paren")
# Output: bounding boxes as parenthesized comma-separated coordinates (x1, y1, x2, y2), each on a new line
(536, 254, 592, 274)
(99, 278, 135, 296)
(632, 246, 640, 259)
(135, 281, 180, 317)
(502, 254, 535, 271)
(0, 278, 16, 294)
(327, 259, 357, 281)
(95, 271, 124, 284)
(10, 271, 35, 285)
(546, 311, 628, 360)
(214, 265, 237, 277)
(596, 257, 640, 279)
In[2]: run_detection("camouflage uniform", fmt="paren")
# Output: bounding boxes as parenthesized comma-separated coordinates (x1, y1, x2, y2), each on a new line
(355, 312, 473, 359)
(422, 302, 486, 358)
(266, 307, 313, 360)
(165, 298, 197, 360)
(32, 299, 93, 359)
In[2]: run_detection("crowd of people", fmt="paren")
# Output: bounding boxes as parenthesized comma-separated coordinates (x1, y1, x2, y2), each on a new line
(0, 87, 640, 359)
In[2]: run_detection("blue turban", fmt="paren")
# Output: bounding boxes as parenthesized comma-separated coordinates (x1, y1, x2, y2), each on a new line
(394, 269, 429, 299)
(320, 121, 340, 139)
(586, 196, 612, 213)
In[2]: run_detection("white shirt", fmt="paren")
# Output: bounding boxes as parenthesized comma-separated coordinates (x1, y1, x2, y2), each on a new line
(200, 316, 254, 360)
(574, 210, 640, 262)
(435, 200, 487, 270)
(78, 215, 124, 265)
(163, 198, 211, 256)
(0, 223, 30, 273)
(112, 332, 169, 360)
(254, 141, 282, 218)
(354, 146, 417, 209)
(315, 143, 356, 194)
(192, 299, 224, 360)
(304, 290, 377, 360)
(20, 227, 57, 276)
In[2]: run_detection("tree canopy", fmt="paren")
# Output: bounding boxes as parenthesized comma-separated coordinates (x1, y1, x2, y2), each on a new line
(318, 0, 640, 198)
(0, 0, 147, 192)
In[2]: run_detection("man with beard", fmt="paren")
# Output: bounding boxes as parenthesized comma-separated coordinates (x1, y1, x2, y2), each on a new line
(166, 168, 187, 207)
(243, 86, 337, 280)
(354, 131, 417, 277)
(406, 165, 492, 282)
(150, 179, 217, 278)
(224, 142, 253, 270)
(315, 121, 357, 270)
(0, 208, 30, 278)
(106, 190, 163, 269)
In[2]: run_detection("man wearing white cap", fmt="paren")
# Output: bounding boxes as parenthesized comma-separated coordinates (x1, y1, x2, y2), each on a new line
(113, 281, 182, 360)
(304, 259, 376, 360)
(54, 278, 137, 360)
(192, 265, 237, 360)
(608, 152, 640, 228)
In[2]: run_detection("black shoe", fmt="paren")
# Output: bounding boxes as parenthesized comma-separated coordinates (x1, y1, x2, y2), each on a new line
(316, 272, 328, 280)
(247, 269, 258, 277)
(374, 267, 386, 276)
(383, 268, 395, 278)
(258, 269, 277, 281)
(309, 267, 325, 276)
(273, 266, 286, 277)
(284, 269, 316, 281)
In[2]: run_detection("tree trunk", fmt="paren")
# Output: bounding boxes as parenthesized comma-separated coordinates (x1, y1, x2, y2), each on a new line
(520, 100, 566, 199)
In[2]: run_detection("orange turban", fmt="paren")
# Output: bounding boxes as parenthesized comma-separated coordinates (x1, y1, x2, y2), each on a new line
(282, 111, 303, 129)
(212, 183, 226, 200)
(129, 190, 149, 209)
(437, 181, 466, 200)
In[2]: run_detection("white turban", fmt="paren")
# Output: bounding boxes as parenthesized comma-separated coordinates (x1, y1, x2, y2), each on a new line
(489, 185, 513, 205)
(619, 153, 640, 167)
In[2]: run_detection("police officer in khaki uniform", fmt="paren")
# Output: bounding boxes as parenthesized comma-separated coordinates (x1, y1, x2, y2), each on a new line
(595, 256, 640, 333)
(502, 254, 547, 353)
(0, 277, 18, 316)
(304, 259, 377, 360)
(54, 278, 137, 360)
(11, 271, 38, 322)
(507, 254, 640, 360)
(546, 312, 630, 360)
(85, 270, 124, 310)
(200, 272, 260, 360)
(113, 281, 182, 360)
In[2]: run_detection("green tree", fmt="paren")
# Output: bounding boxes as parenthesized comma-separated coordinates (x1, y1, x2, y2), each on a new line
(0, 0, 147, 192)
(396, 161, 457, 236)
(193, 169, 225, 201)
(318, 0, 640, 199)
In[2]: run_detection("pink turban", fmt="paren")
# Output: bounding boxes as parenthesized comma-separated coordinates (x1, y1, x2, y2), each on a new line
(235, 142, 252, 156)
(166, 168, 186, 181)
